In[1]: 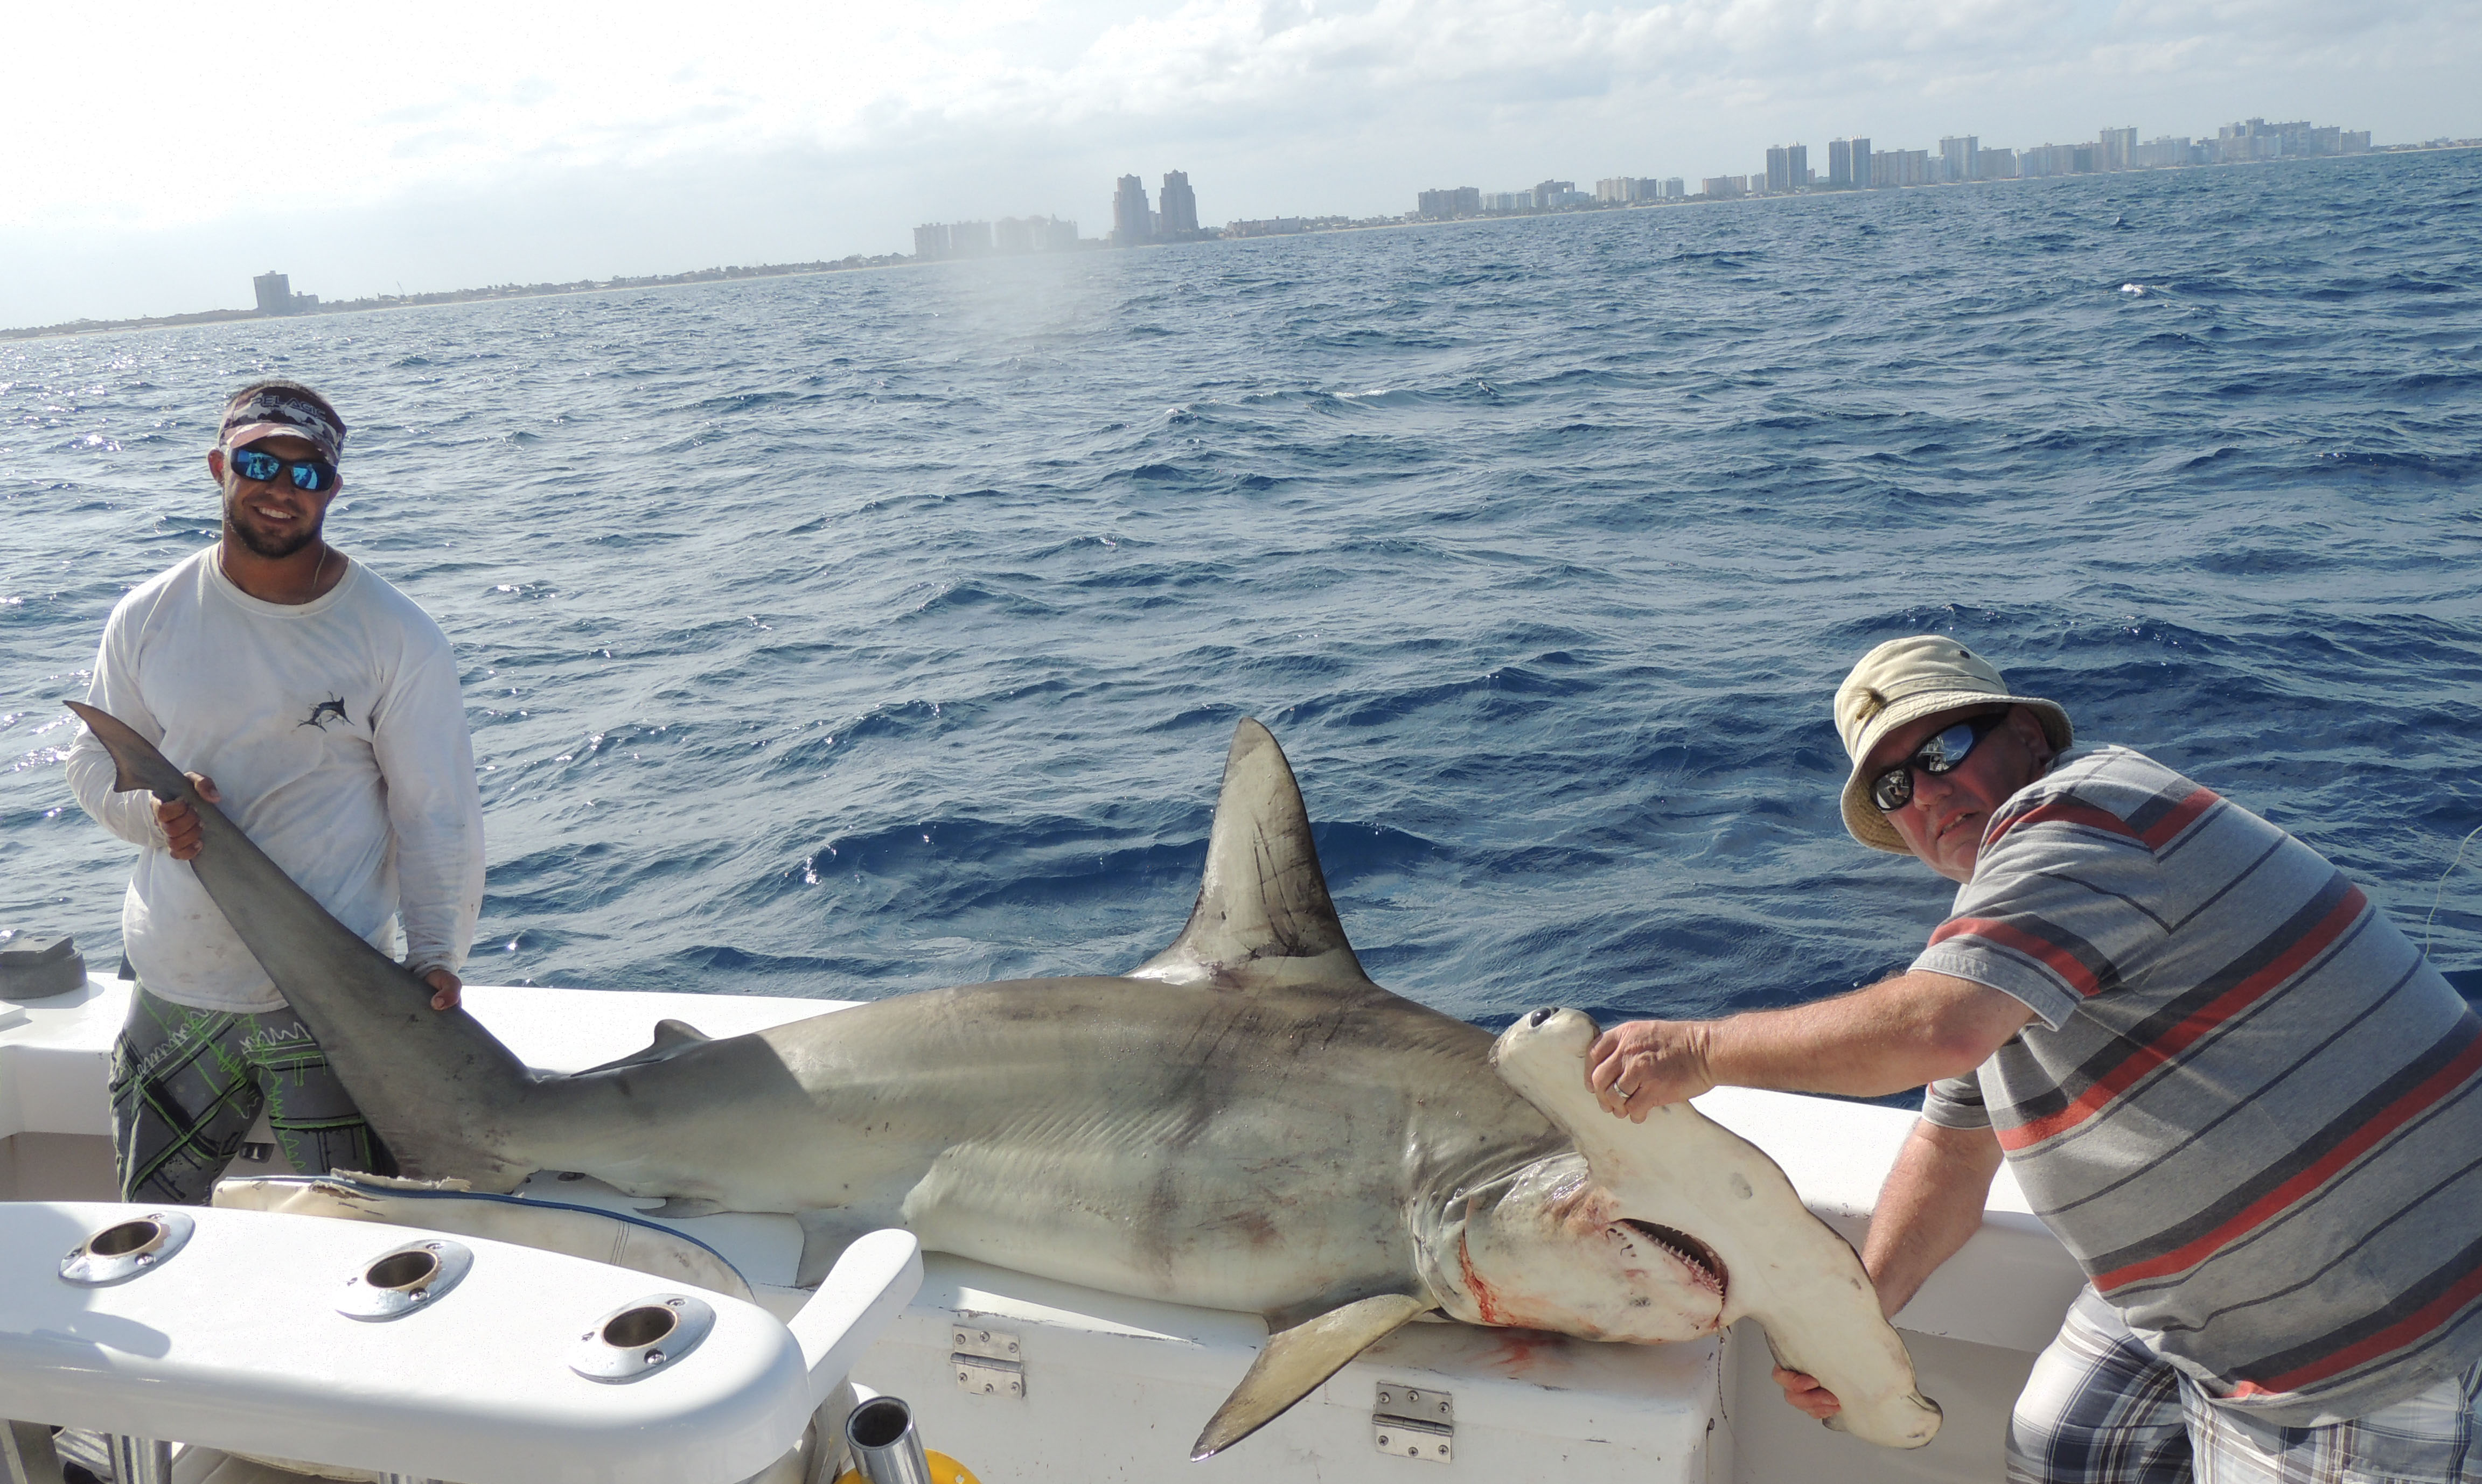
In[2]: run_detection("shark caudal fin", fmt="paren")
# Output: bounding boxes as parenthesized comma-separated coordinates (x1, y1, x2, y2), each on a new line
(1490, 1007, 1942, 1451)
(1130, 718, 1372, 992)
(67, 701, 540, 1192)
(67, 702, 192, 800)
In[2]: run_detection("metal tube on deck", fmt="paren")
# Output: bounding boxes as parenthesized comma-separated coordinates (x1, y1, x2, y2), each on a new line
(106, 1436, 170, 1484)
(843, 1397, 932, 1484)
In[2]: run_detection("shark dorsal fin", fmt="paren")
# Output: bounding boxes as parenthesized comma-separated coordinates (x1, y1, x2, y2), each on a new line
(1132, 718, 1371, 993)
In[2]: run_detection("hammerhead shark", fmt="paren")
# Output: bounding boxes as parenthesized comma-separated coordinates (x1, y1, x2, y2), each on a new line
(70, 701, 1939, 1457)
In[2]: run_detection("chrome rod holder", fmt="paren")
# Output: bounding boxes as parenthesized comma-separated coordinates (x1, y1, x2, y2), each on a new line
(844, 1396, 932, 1484)
(59, 1213, 192, 1288)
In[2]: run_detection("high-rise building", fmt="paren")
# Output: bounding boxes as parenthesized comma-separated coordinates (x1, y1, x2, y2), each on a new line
(1787, 144, 1808, 192)
(1939, 136, 1978, 182)
(1828, 138, 1852, 188)
(1873, 149, 1930, 187)
(1112, 175, 1152, 247)
(1976, 148, 2017, 181)
(1662, 177, 1686, 200)
(1531, 179, 1575, 210)
(1764, 146, 1790, 195)
(929, 215, 1081, 258)
(1159, 171, 1200, 236)
(1851, 137, 1872, 189)
(2018, 144, 2075, 178)
(2098, 127, 2138, 170)
(1417, 187, 1481, 218)
(253, 271, 294, 316)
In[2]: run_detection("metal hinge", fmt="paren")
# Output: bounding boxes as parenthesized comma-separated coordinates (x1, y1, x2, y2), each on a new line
(951, 1324, 1024, 1398)
(1372, 1381, 1453, 1463)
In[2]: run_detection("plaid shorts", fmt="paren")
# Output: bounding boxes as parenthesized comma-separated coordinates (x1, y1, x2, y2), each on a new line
(2010, 1286, 2482, 1484)
(109, 984, 392, 1204)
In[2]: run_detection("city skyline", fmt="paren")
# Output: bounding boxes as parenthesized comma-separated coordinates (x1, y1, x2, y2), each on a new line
(1419, 115, 2387, 220)
(8, 116, 2473, 340)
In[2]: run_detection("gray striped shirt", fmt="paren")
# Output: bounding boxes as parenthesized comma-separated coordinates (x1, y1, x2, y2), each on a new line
(1918, 745, 2482, 1425)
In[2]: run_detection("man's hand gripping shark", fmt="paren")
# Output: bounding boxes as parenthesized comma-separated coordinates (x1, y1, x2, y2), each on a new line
(69, 700, 1940, 1459)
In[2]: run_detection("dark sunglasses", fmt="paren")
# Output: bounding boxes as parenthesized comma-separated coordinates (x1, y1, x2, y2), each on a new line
(1870, 712, 2009, 811)
(229, 445, 339, 493)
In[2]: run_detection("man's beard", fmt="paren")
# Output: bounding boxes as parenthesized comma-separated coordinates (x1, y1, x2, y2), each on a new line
(225, 497, 325, 560)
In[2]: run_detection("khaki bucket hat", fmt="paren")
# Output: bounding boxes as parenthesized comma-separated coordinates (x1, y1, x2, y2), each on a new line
(1833, 635, 2074, 854)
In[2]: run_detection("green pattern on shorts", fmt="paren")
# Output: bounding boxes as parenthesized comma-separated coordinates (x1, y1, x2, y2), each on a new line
(109, 984, 390, 1204)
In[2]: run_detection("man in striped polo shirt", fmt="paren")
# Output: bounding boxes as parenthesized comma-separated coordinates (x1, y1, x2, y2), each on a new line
(1587, 635, 2482, 1482)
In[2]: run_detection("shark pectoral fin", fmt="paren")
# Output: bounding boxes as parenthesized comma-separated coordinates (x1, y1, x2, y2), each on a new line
(578, 1018, 714, 1075)
(1130, 718, 1375, 995)
(68, 701, 193, 800)
(1191, 1292, 1430, 1460)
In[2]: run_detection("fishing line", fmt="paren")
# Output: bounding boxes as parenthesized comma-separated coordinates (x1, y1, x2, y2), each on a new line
(2423, 821, 2482, 957)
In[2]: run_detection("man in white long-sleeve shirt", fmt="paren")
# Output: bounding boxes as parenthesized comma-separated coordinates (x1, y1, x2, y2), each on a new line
(65, 380, 485, 1202)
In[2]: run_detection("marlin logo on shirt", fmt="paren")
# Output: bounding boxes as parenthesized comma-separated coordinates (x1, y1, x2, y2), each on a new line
(299, 697, 350, 731)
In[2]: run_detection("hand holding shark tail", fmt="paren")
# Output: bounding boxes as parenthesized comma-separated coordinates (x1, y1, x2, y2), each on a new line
(65, 701, 537, 1190)
(1491, 1006, 1942, 1449)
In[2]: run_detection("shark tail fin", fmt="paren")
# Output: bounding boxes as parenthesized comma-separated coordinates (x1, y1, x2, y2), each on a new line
(1191, 1293, 1429, 1460)
(67, 701, 192, 800)
(1132, 718, 1371, 992)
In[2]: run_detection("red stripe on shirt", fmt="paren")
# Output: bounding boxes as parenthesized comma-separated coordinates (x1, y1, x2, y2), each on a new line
(2138, 787, 2219, 850)
(1988, 799, 2139, 851)
(2226, 1257, 2482, 1398)
(2092, 1028, 2482, 1292)
(1996, 885, 2371, 1152)
(1929, 915, 2104, 998)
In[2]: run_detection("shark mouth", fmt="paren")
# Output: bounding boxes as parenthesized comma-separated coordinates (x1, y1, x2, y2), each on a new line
(1622, 1220, 1727, 1297)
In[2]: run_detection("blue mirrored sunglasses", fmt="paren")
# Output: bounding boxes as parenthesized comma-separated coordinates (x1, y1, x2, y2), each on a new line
(229, 445, 339, 493)
(1870, 712, 2009, 812)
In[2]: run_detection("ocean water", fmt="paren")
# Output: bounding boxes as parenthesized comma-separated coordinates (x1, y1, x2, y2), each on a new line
(5, 151, 2479, 1038)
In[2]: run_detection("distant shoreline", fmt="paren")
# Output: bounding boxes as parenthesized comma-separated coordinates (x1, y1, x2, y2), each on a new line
(8, 144, 2474, 345)
(0, 256, 913, 345)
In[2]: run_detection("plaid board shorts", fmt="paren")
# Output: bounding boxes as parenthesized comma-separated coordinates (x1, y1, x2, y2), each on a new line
(109, 983, 392, 1204)
(2010, 1286, 2482, 1484)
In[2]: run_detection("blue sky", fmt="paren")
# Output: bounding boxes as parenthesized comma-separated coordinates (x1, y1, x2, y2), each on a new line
(5, 0, 2474, 327)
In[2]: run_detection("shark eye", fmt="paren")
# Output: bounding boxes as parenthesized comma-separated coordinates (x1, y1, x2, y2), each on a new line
(1528, 1006, 1557, 1028)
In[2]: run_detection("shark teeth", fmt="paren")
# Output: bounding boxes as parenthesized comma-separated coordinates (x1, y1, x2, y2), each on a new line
(1622, 1219, 1728, 1295)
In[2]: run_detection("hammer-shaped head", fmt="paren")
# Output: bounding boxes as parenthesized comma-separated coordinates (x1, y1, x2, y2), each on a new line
(1491, 1006, 1940, 1450)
